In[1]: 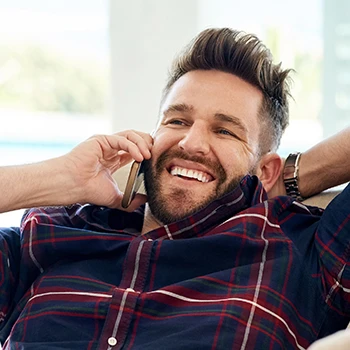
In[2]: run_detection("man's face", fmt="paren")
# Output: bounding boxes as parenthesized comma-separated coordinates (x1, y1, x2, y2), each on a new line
(144, 70, 263, 224)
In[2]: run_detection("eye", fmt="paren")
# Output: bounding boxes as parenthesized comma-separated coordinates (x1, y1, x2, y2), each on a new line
(217, 128, 237, 137)
(167, 119, 186, 126)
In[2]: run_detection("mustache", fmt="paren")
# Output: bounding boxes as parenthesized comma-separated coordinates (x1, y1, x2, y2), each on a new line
(152, 150, 227, 185)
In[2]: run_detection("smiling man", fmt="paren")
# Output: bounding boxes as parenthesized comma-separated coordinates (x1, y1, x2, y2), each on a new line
(0, 28, 350, 350)
(141, 29, 288, 231)
(142, 70, 265, 229)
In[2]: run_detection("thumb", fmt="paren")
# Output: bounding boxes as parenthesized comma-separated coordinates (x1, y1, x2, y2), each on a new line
(120, 193, 148, 212)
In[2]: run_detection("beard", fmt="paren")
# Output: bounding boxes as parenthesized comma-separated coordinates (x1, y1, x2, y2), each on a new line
(143, 150, 246, 225)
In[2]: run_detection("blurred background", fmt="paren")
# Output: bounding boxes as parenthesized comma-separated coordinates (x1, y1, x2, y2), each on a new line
(0, 0, 349, 225)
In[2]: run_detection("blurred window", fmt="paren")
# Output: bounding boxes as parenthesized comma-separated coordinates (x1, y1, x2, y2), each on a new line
(0, 0, 110, 225)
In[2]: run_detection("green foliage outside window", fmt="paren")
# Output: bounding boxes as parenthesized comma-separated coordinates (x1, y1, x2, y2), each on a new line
(0, 45, 108, 114)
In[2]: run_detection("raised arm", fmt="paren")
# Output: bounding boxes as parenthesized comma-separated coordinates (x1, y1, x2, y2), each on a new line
(0, 130, 152, 214)
(298, 127, 350, 197)
(269, 126, 350, 199)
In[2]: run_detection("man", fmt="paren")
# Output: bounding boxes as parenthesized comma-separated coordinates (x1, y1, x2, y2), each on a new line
(0, 28, 349, 349)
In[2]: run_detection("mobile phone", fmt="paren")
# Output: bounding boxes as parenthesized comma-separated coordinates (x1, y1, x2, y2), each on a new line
(121, 161, 145, 208)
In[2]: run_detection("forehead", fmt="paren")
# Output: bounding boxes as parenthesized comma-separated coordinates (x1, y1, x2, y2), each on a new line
(160, 70, 263, 141)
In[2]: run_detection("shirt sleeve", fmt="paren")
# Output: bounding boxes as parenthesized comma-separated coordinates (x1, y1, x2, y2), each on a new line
(315, 183, 350, 315)
(0, 227, 20, 328)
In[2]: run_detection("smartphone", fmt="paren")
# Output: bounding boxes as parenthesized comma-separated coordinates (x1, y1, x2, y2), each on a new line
(121, 161, 145, 208)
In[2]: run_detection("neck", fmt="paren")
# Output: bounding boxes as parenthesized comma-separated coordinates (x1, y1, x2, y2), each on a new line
(141, 204, 164, 234)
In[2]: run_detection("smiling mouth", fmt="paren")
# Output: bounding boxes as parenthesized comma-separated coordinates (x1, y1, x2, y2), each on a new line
(169, 166, 214, 183)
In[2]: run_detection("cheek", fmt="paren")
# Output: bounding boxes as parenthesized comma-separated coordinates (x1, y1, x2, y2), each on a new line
(217, 149, 255, 177)
(152, 131, 178, 157)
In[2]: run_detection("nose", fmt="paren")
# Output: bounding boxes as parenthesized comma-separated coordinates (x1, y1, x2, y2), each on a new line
(178, 122, 210, 155)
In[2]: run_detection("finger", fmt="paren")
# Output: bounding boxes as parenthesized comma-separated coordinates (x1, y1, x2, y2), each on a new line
(88, 134, 143, 163)
(111, 130, 153, 153)
(118, 130, 153, 148)
(110, 192, 147, 211)
(121, 193, 148, 212)
(120, 131, 153, 159)
(115, 152, 136, 169)
(102, 132, 152, 162)
(102, 151, 144, 176)
(115, 138, 147, 162)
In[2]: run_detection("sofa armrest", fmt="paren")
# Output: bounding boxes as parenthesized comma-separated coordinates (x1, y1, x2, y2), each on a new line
(302, 187, 345, 208)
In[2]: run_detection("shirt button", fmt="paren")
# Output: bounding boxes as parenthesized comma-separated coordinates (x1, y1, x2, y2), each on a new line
(108, 337, 118, 346)
(126, 287, 135, 292)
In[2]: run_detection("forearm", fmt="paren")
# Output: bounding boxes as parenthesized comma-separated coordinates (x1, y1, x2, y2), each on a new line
(298, 127, 350, 198)
(269, 127, 350, 199)
(0, 157, 79, 213)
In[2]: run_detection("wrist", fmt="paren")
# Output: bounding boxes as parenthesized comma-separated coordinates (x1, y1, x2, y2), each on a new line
(25, 156, 81, 208)
(58, 155, 86, 204)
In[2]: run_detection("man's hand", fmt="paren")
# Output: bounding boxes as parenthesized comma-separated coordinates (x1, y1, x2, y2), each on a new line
(0, 130, 153, 214)
(308, 329, 350, 350)
(64, 130, 153, 210)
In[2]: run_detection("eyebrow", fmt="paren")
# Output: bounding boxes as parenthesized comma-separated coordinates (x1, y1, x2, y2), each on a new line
(213, 113, 248, 135)
(162, 103, 248, 135)
(163, 103, 194, 115)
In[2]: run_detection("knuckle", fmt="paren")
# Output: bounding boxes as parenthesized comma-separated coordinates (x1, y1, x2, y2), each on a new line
(88, 133, 101, 140)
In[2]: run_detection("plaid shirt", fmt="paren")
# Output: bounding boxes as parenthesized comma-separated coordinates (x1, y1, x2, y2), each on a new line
(1, 175, 349, 349)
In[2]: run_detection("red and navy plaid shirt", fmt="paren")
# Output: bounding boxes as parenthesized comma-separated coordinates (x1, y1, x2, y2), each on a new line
(1, 175, 350, 349)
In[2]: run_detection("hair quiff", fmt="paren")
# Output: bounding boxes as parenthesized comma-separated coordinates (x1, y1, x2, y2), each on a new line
(161, 28, 292, 153)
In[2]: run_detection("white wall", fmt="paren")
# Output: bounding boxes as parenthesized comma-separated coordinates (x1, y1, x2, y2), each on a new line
(109, 0, 198, 132)
(108, 0, 325, 153)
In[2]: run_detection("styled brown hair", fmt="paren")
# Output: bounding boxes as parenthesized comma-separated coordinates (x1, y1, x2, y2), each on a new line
(161, 28, 292, 153)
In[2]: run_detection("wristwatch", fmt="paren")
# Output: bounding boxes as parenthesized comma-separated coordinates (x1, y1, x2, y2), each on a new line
(283, 152, 304, 201)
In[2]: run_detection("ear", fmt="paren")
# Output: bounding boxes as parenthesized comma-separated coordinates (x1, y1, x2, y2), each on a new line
(254, 153, 283, 194)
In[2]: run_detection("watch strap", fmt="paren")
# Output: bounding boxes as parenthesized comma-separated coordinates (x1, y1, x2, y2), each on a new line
(283, 152, 303, 201)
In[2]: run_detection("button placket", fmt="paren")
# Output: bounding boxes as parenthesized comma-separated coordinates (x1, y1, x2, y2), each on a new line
(98, 237, 153, 350)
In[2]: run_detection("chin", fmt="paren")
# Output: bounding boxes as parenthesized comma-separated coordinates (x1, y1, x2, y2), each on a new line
(148, 189, 214, 224)
(143, 156, 242, 224)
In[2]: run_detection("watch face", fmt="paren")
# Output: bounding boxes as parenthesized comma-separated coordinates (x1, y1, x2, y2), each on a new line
(283, 153, 300, 180)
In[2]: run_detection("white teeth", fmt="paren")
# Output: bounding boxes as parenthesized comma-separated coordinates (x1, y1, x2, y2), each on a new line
(170, 166, 210, 183)
(180, 168, 187, 177)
